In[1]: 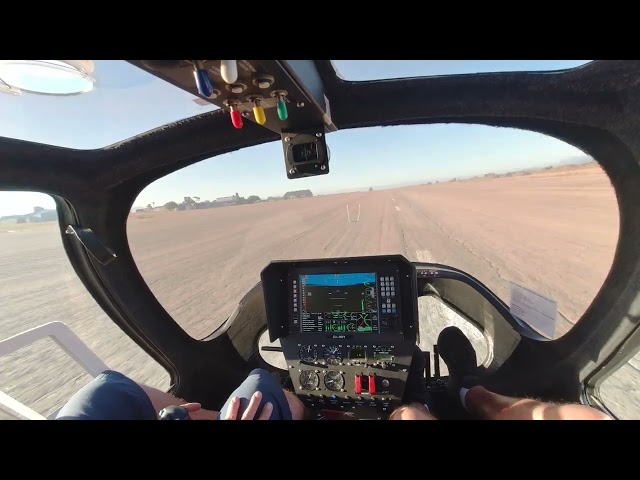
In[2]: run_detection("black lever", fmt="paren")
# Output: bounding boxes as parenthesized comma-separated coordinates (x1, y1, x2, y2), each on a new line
(433, 345, 441, 379)
(261, 346, 283, 352)
(424, 351, 431, 380)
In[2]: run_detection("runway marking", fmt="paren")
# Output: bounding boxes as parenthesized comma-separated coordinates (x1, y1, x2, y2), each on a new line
(394, 206, 401, 212)
(346, 204, 361, 222)
(416, 249, 433, 262)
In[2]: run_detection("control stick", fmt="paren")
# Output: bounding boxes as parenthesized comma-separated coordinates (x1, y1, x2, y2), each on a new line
(158, 405, 191, 420)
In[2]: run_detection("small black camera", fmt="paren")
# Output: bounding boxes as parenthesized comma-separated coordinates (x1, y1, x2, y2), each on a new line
(281, 127, 330, 179)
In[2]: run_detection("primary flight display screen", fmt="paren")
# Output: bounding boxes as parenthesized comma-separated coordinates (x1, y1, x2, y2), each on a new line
(300, 272, 379, 333)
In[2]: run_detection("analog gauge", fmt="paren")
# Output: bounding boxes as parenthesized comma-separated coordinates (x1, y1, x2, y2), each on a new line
(299, 345, 318, 362)
(323, 345, 343, 365)
(299, 370, 320, 390)
(324, 371, 345, 392)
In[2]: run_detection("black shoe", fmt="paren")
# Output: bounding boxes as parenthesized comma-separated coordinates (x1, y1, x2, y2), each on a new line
(403, 346, 436, 412)
(437, 326, 480, 395)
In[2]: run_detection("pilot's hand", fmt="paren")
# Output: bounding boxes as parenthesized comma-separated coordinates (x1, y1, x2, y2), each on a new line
(182, 402, 221, 420)
(221, 391, 274, 420)
(180, 402, 203, 413)
(158, 402, 203, 420)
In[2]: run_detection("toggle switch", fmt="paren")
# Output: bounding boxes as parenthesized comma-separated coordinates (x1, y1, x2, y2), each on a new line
(220, 60, 238, 84)
(193, 61, 214, 98)
(247, 96, 266, 125)
(354, 374, 362, 395)
(230, 107, 243, 129)
(368, 373, 376, 395)
(271, 90, 288, 121)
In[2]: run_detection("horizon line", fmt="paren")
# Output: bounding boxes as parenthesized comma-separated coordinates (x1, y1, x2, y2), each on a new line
(130, 156, 595, 211)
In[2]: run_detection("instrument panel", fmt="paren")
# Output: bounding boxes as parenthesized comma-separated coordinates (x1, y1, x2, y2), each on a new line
(261, 255, 419, 420)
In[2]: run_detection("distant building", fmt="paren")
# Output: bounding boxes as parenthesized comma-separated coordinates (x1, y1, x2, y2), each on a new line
(0, 216, 19, 225)
(0, 206, 57, 224)
(28, 210, 58, 223)
(283, 189, 313, 199)
(215, 196, 236, 205)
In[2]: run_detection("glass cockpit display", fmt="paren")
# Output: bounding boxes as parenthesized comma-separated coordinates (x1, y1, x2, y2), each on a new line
(300, 272, 379, 333)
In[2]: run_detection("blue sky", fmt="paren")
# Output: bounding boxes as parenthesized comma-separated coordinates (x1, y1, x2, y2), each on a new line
(0, 60, 591, 216)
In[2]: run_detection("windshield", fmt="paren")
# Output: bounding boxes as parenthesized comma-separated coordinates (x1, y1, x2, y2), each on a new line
(127, 123, 618, 341)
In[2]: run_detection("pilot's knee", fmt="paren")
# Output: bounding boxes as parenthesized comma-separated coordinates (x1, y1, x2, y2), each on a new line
(242, 369, 287, 400)
(246, 368, 281, 388)
(248, 367, 273, 378)
(56, 370, 156, 420)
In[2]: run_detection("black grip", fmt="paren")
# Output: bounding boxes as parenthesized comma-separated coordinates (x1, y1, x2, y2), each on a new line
(158, 405, 191, 420)
(261, 346, 284, 352)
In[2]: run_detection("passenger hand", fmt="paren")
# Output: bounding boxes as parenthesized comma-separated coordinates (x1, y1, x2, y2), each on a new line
(221, 391, 274, 420)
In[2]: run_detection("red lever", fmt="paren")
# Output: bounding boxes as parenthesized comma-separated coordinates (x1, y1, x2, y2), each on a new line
(230, 108, 243, 129)
(354, 374, 362, 394)
(368, 373, 376, 395)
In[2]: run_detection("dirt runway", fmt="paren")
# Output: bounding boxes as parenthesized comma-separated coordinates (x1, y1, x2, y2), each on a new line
(2, 163, 635, 419)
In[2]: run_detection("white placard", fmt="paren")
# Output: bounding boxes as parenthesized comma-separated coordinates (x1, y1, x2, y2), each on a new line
(510, 283, 557, 338)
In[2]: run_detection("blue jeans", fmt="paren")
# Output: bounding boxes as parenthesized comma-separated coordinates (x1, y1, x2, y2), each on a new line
(217, 369, 293, 420)
(55, 368, 292, 420)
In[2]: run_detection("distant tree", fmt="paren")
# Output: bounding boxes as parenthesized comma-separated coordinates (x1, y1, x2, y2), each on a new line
(164, 201, 179, 210)
(369, 187, 374, 191)
(246, 195, 261, 203)
(146, 203, 153, 210)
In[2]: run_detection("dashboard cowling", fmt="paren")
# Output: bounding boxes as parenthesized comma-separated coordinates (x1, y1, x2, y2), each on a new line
(261, 255, 419, 419)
